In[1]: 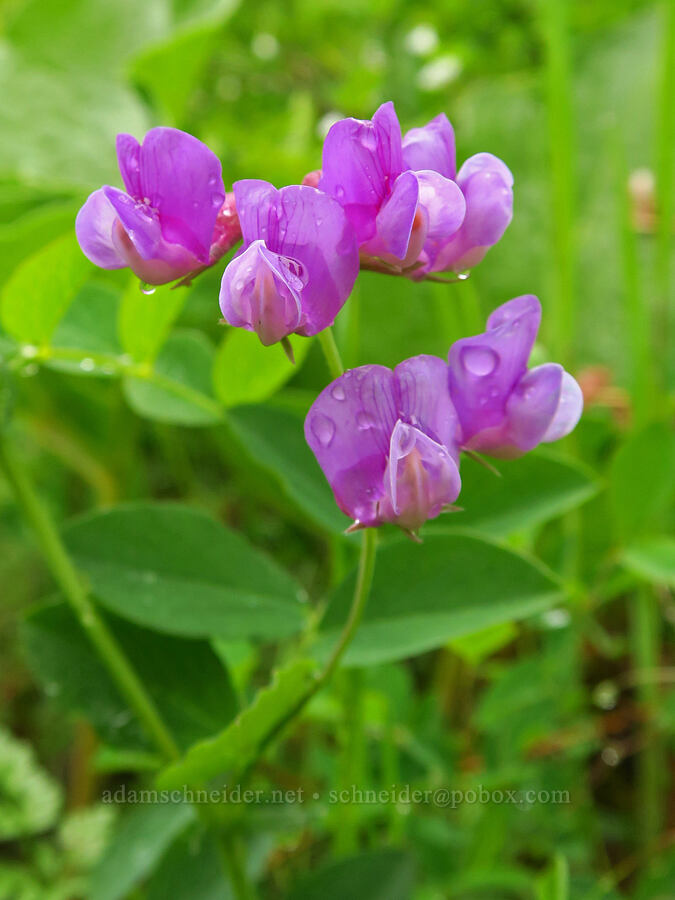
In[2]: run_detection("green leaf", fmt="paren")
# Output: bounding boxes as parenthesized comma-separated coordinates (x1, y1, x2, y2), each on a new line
(118, 279, 188, 364)
(0, 725, 62, 840)
(146, 826, 229, 900)
(227, 404, 349, 534)
(428, 451, 599, 538)
(62, 503, 306, 640)
(287, 849, 415, 900)
(0, 234, 91, 344)
(21, 601, 239, 751)
(158, 658, 318, 789)
(317, 533, 563, 666)
(90, 801, 194, 900)
(609, 422, 675, 543)
(623, 537, 675, 587)
(0, 203, 77, 287)
(214, 329, 311, 408)
(45, 282, 122, 375)
(123, 330, 222, 426)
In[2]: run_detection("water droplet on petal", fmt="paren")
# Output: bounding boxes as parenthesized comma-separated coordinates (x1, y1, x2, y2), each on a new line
(335, 185, 345, 201)
(211, 192, 225, 207)
(330, 382, 346, 401)
(139, 281, 156, 295)
(357, 411, 376, 430)
(311, 413, 335, 447)
(460, 345, 499, 376)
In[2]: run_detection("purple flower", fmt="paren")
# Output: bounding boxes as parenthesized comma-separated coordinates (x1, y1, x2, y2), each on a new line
(448, 295, 583, 458)
(75, 128, 240, 285)
(319, 102, 466, 270)
(305, 356, 461, 532)
(219, 180, 359, 346)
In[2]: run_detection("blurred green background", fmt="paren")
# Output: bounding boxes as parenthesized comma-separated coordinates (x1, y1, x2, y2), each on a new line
(0, 0, 673, 897)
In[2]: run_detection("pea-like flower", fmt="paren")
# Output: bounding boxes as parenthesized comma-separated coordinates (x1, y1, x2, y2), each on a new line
(448, 295, 583, 458)
(403, 116, 514, 276)
(305, 356, 461, 533)
(319, 102, 466, 271)
(219, 180, 359, 347)
(75, 127, 240, 285)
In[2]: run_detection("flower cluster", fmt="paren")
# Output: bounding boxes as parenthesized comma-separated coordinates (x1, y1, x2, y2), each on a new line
(75, 102, 582, 535)
(306, 296, 582, 535)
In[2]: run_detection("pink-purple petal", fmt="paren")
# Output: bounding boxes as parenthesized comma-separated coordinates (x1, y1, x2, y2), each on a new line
(75, 189, 126, 270)
(137, 127, 224, 262)
(402, 113, 456, 180)
(433, 158, 513, 273)
(448, 295, 541, 442)
(219, 240, 303, 346)
(103, 185, 162, 260)
(542, 370, 584, 442)
(380, 421, 461, 529)
(115, 133, 142, 197)
(304, 366, 397, 525)
(394, 354, 460, 455)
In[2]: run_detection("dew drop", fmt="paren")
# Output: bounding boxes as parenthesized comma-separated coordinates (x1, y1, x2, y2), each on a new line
(211, 192, 225, 207)
(311, 413, 335, 447)
(335, 185, 345, 200)
(330, 382, 346, 401)
(460, 345, 498, 376)
(139, 281, 156, 295)
(79, 358, 95, 372)
(357, 411, 376, 430)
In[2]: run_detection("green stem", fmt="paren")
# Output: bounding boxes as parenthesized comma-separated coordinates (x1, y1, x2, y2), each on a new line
(613, 129, 654, 425)
(218, 834, 256, 900)
(0, 431, 180, 762)
(317, 327, 345, 380)
(655, 0, 675, 387)
(0, 428, 257, 900)
(541, 0, 577, 364)
(320, 527, 377, 685)
(630, 588, 664, 848)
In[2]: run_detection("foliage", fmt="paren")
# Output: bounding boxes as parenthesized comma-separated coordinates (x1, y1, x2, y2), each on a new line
(0, 0, 673, 898)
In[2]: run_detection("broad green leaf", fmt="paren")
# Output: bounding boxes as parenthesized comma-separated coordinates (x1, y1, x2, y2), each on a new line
(0, 234, 91, 344)
(428, 451, 599, 538)
(45, 282, 122, 375)
(90, 801, 194, 900)
(0, 726, 62, 840)
(287, 849, 415, 900)
(317, 533, 563, 666)
(124, 330, 222, 426)
(118, 279, 188, 364)
(131, 27, 221, 126)
(227, 404, 349, 534)
(214, 329, 310, 408)
(158, 658, 318, 789)
(146, 826, 230, 900)
(623, 537, 675, 588)
(609, 423, 675, 543)
(21, 601, 239, 751)
(0, 203, 77, 286)
(63, 503, 306, 640)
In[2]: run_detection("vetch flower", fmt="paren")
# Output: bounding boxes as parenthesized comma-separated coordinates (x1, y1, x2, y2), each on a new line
(76, 127, 240, 286)
(305, 356, 462, 534)
(219, 180, 359, 347)
(319, 102, 466, 272)
(447, 295, 583, 458)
